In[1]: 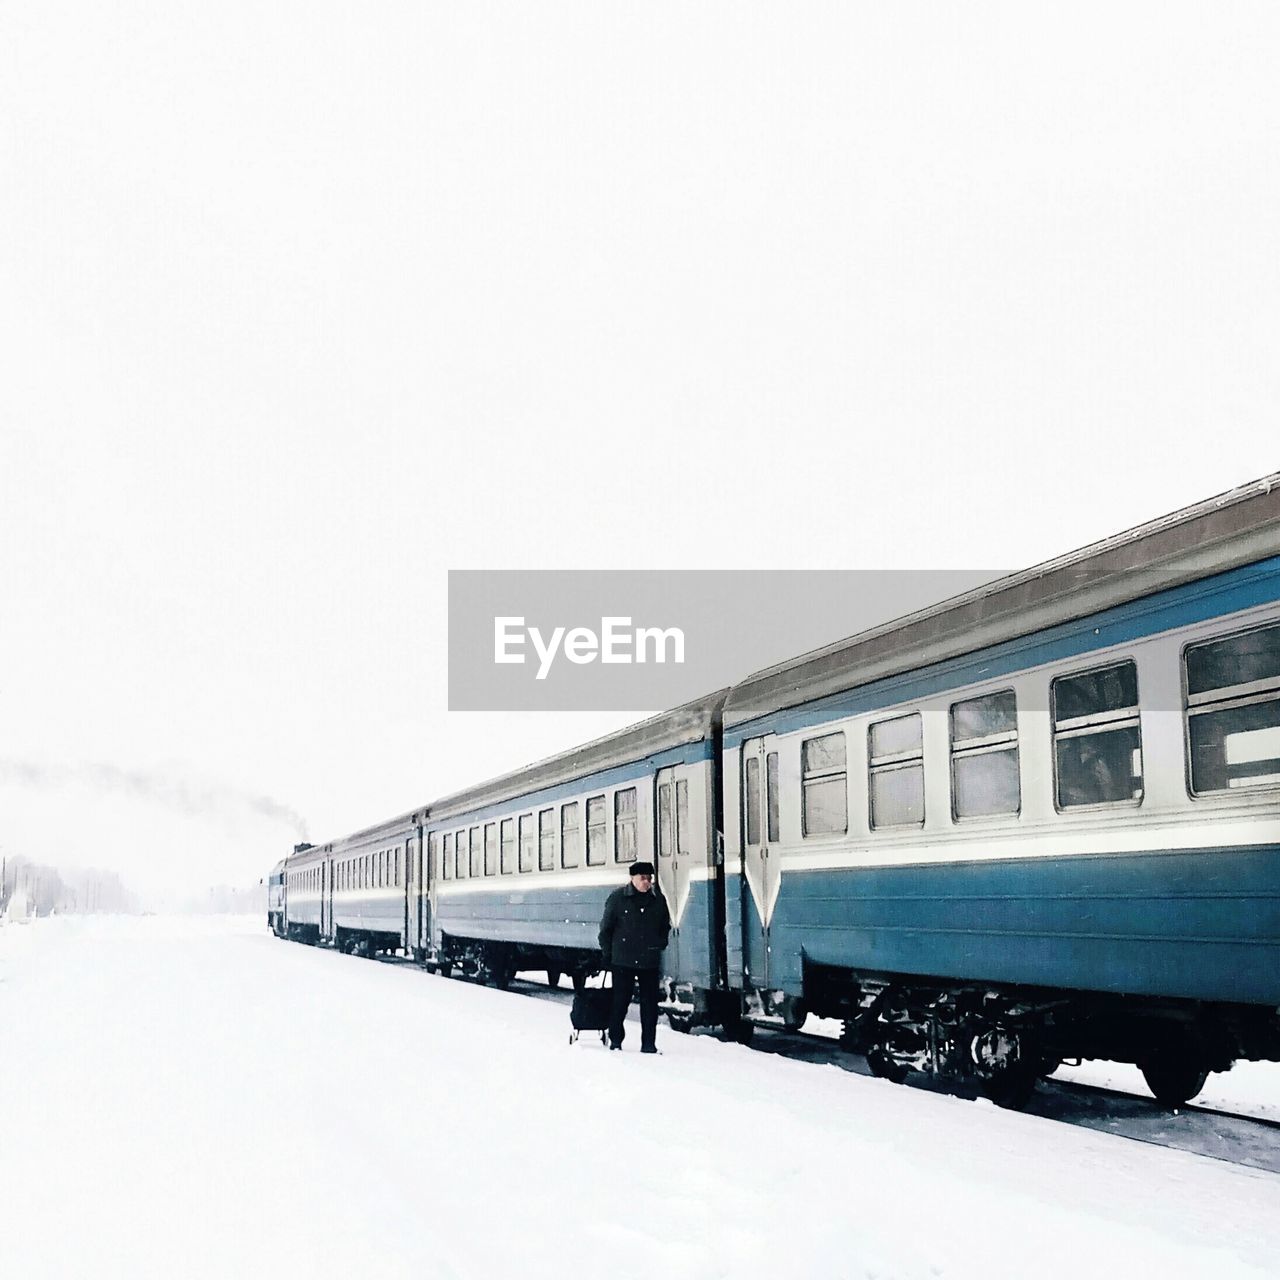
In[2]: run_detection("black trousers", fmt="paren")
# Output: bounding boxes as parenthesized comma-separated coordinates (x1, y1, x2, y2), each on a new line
(609, 967, 660, 1049)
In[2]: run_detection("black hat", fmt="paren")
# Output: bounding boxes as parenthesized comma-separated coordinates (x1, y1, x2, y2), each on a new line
(629, 861, 655, 878)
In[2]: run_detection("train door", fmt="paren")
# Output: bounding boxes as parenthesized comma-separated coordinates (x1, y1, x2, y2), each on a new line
(403, 833, 415, 952)
(419, 834, 431, 954)
(740, 736, 782, 987)
(322, 859, 334, 940)
(654, 765, 695, 977)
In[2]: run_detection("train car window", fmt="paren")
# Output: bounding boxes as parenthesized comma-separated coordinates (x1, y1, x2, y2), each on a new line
(586, 796, 607, 866)
(442, 833, 452, 880)
(676, 778, 692, 853)
(519, 814, 536, 872)
(951, 690, 1021, 818)
(803, 731, 848, 835)
(500, 818, 516, 874)
(1185, 622, 1280, 794)
(1051, 662, 1142, 808)
(484, 822, 498, 876)
(469, 826, 482, 878)
(614, 789, 637, 863)
(868, 715, 923, 829)
(765, 756, 779, 843)
(742, 762, 759, 845)
(538, 808, 556, 870)
(561, 801, 581, 868)
(455, 830, 466, 878)
(659, 780, 676, 854)
(396, 848, 401, 887)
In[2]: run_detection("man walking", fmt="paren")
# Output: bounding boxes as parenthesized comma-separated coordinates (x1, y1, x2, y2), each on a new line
(598, 860, 670, 1053)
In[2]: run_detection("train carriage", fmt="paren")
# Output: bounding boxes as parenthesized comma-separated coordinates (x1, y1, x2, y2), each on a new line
(326, 809, 422, 957)
(721, 476, 1280, 1102)
(279, 841, 325, 945)
(266, 860, 286, 937)
(423, 693, 729, 1019)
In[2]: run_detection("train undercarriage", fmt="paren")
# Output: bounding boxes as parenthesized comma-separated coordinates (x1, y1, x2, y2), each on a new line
(794, 961, 1280, 1108)
(432, 935, 602, 991)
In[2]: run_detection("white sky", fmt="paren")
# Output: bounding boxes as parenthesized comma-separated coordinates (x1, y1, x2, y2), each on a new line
(2, 4, 1278, 905)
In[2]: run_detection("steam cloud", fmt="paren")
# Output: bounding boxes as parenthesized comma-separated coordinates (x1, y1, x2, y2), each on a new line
(0, 759, 308, 838)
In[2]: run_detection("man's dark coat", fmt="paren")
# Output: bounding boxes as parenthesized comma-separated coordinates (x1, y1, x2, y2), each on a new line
(598, 882, 671, 970)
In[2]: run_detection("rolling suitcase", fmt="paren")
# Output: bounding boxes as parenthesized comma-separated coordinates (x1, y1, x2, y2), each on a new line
(569, 976, 612, 1045)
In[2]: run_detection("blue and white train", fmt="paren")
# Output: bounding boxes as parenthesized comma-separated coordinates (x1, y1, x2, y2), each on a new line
(271, 476, 1280, 1107)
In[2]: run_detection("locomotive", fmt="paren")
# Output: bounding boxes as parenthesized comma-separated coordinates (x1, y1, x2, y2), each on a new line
(272, 475, 1280, 1107)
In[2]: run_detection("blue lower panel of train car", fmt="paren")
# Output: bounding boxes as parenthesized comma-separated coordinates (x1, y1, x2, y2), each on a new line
(669, 878, 716, 990)
(725, 873, 762, 990)
(438, 887, 607, 953)
(439, 881, 719, 989)
(741, 844, 1280, 1006)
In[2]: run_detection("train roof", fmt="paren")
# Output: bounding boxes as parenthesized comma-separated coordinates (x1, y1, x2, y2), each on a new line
(723, 472, 1280, 730)
(285, 805, 426, 863)
(426, 690, 728, 824)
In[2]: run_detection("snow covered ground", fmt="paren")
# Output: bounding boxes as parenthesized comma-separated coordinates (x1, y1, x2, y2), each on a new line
(2, 916, 1277, 1280)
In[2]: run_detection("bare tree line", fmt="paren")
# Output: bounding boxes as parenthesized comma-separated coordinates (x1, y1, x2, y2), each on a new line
(0, 854, 139, 919)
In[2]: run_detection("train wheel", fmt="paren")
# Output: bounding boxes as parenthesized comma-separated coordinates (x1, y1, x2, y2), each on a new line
(982, 1064, 1038, 1110)
(1140, 1057, 1209, 1108)
(667, 1012, 695, 1034)
(782, 1000, 808, 1033)
(866, 1048, 909, 1085)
